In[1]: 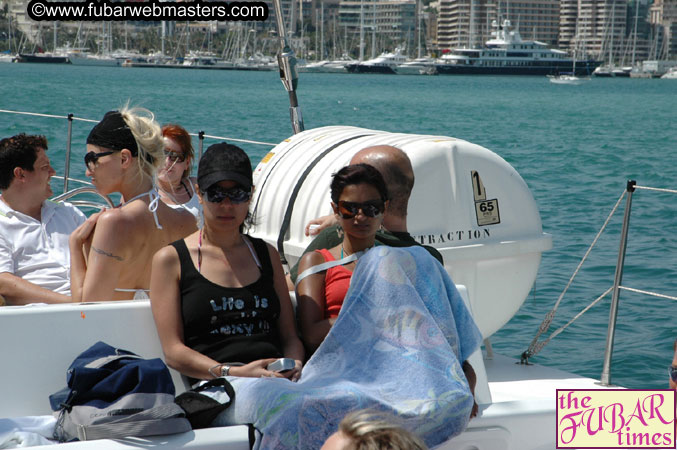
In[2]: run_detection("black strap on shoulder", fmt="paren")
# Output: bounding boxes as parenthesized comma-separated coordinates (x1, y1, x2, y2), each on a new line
(275, 134, 373, 265)
(171, 239, 195, 279)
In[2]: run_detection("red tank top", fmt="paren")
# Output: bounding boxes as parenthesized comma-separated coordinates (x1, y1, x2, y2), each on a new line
(316, 248, 352, 319)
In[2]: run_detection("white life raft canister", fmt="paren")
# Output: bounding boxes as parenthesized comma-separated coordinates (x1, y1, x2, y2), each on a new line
(250, 126, 552, 338)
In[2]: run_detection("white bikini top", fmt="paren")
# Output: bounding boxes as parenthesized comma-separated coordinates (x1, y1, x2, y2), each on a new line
(166, 181, 202, 222)
(121, 187, 162, 230)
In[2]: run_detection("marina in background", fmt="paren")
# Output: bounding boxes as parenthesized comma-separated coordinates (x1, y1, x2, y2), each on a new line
(2, 0, 677, 77)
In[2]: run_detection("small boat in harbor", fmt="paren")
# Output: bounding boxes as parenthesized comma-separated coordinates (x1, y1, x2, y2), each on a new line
(548, 73, 590, 84)
(345, 48, 409, 74)
(299, 57, 354, 73)
(396, 57, 438, 75)
(68, 52, 120, 67)
(436, 20, 599, 76)
(660, 67, 677, 79)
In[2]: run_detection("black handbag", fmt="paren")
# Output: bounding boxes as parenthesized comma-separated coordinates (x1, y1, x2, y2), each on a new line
(175, 378, 235, 429)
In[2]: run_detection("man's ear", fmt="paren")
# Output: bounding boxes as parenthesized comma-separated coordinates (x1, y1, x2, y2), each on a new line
(12, 167, 24, 181)
(331, 202, 338, 215)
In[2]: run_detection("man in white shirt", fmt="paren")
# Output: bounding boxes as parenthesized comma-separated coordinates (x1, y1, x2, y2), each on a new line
(0, 133, 86, 305)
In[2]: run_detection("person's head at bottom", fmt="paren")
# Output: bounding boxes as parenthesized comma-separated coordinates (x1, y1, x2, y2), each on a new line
(321, 410, 428, 450)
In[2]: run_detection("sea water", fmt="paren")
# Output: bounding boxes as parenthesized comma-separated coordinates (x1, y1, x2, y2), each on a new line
(1, 63, 676, 389)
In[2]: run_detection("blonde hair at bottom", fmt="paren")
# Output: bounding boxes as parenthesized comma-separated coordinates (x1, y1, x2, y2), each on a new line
(339, 410, 428, 450)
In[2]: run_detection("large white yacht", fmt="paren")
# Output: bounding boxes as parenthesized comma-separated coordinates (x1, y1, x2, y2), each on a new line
(436, 20, 600, 76)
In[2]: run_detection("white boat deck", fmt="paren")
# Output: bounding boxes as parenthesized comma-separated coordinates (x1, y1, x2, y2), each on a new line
(0, 298, 612, 449)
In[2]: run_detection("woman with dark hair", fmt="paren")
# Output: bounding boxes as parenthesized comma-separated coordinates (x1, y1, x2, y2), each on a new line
(68, 107, 196, 301)
(296, 163, 389, 353)
(150, 143, 304, 383)
(158, 124, 201, 222)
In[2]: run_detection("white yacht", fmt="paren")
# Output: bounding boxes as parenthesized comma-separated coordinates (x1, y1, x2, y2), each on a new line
(0, 52, 15, 63)
(68, 51, 120, 67)
(660, 67, 677, 79)
(547, 73, 590, 85)
(345, 48, 409, 74)
(396, 57, 438, 75)
(299, 56, 354, 73)
(436, 20, 599, 76)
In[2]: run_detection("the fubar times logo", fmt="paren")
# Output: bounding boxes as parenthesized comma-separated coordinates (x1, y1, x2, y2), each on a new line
(556, 389, 676, 448)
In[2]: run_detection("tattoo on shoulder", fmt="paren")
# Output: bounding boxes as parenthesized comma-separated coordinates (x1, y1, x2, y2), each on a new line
(91, 246, 124, 261)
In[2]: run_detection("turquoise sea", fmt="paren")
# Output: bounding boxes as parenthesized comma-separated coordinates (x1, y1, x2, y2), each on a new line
(1, 63, 676, 389)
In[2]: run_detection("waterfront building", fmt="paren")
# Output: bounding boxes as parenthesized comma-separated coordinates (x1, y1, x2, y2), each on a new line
(338, 0, 417, 50)
(559, 0, 627, 61)
(649, 0, 677, 58)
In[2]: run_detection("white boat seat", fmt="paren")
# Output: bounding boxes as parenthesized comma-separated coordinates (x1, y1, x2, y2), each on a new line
(0, 300, 250, 449)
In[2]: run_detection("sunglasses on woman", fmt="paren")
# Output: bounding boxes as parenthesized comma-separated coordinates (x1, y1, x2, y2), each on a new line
(669, 366, 677, 382)
(336, 200, 385, 219)
(84, 150, 115, 170)
(164, 150, 186, 163)
(203, 186, 251, 204)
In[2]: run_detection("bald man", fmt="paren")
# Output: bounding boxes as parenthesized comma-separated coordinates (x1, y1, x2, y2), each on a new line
(287, 145, 442, 285)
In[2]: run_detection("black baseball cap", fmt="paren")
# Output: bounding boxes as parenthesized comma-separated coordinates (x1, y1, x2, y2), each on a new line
(197, 143, 252, 192)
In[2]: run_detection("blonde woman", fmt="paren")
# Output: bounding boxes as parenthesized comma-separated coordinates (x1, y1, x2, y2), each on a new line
(69, 108, 196, 301)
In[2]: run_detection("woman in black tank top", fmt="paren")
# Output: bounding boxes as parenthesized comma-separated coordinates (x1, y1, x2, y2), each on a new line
(150, 144, 304, 382)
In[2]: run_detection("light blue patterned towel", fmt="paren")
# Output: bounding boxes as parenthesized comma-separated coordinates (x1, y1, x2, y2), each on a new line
(213, 245, 483, 449)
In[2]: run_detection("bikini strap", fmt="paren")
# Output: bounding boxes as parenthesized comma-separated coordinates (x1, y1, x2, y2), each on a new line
(244, 236, 276, 277)
(120, 187, 163, 230)
(147, 188, 163, 230)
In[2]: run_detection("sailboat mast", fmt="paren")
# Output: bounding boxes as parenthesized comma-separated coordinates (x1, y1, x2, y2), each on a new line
(417, 0, 421, 58)
(631, 0, 639, 66)
(359, 0, 364, 61)
(371, 0, 376, 59)
(608, 0, 614, 66)
(320, 3, 324, 60)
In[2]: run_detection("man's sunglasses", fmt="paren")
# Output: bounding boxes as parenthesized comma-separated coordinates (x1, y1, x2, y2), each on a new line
(336, 200, 385, 219)
(164, 150, 186, 163)
(84, 150, 115, 170)
(669, 366, 677, 382)
(203, 186, 251, 204)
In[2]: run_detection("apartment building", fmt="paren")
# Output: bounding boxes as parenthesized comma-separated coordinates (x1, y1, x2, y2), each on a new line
(338, 0, 416, 43)
(649, 0, 677, 58)
(559, 0, 627, 60)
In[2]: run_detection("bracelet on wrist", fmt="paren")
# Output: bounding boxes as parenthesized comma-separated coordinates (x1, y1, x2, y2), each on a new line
(208, 364, 221, 378)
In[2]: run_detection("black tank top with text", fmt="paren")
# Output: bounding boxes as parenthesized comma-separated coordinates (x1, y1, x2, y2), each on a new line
(172, 236, 283, 367)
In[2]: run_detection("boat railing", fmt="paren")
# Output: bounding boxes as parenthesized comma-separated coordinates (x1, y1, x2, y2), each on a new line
(51, 186, 115, 210)
(0, 108, 276, 196)
(523, 180, 677, 386)
(600, 181, 677, 385)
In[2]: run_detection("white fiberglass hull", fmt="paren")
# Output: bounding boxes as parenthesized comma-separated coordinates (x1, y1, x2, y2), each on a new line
(548, 74, 590, 85)
(69, 54, 120, 67)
